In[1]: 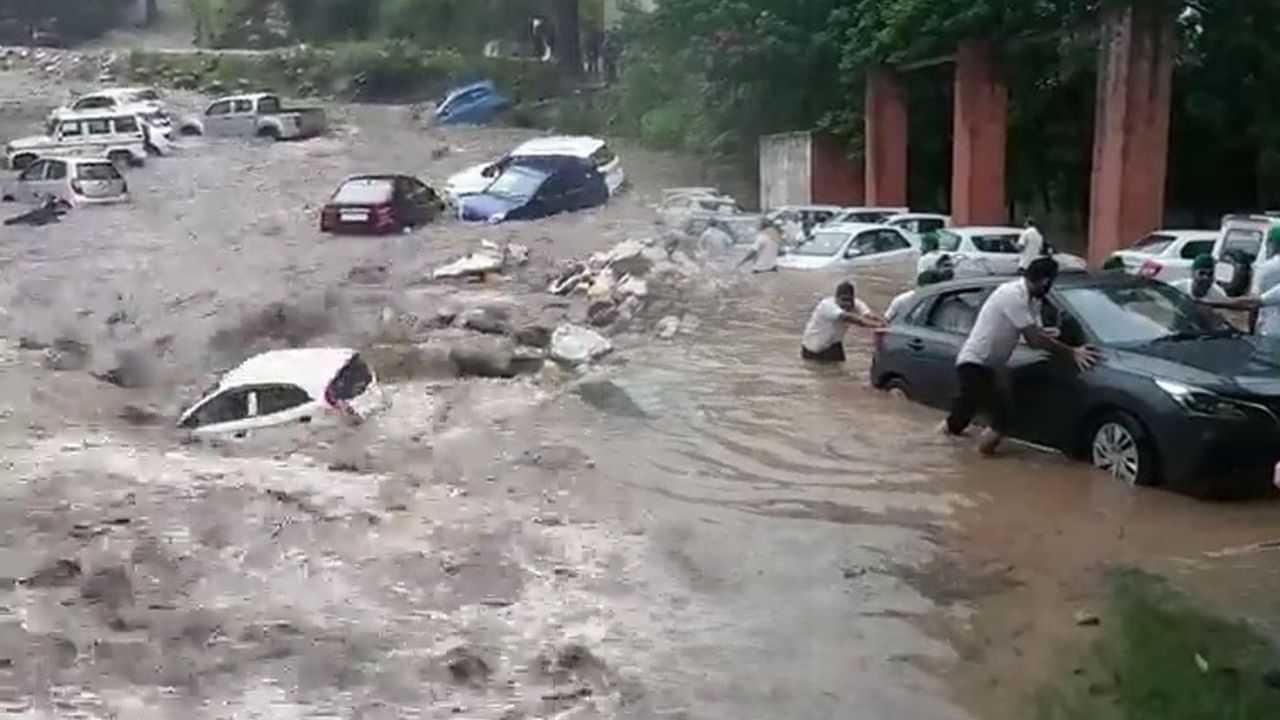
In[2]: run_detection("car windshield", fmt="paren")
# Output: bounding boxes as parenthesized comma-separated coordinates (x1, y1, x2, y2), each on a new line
(334, 179, 393, 204)
(1133, 234, 1175, 254)
(485, 165, 549, 201)
(936, 230, 962, 252)
(1060, 282, 1235, 346)
(77, 163, 121, 181)
(792, 231, 848, 257)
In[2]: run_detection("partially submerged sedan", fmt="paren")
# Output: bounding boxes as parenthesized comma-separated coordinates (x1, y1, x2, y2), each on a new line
(447, 135, 624, 200)
(179, 349, 385, 436)
(320, 174, 446, 234)
(872, 272, 1280, 498)
(2, 156, 129, 206)
(458, 156, 608, 223)
(779, 223, 918, 271)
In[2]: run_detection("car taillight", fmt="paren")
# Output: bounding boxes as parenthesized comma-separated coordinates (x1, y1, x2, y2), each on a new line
(70, 180, 83, 195)
(320, 206, 337, 230)
(1138, 259, 1162, 278)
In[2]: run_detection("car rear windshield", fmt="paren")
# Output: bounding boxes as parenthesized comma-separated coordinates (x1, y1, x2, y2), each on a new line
(76, 163, 121, 181)
(1222, 228, 1263, 259)
(1133, 234, 1175, 253)
(1061, 283, 1232, 345)
(327, 354, 373, 402)
(333, 179, 393, 204)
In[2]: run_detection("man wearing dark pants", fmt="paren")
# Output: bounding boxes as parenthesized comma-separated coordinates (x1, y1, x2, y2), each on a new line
(801, 281, 884, 362)
(943, 257, 1101, 455)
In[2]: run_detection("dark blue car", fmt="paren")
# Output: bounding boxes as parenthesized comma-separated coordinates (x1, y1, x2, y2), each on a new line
(435, 80, 511, 126)
(459, 156, 609, 223)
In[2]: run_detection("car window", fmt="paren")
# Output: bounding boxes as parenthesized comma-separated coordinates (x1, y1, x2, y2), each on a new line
(77, 163, 121, 181)
(129, 89, 160, 102)
(207, 101, 232, 116)
(1222, 228, 1262, 259)
(1133, 233, 1175, 254)
(59, 121, 83, 138)
(1179, 240, 1215, 260)
(74, 96, 113, 111)
(18, 160, 47, 181)
(971, 234, 1021, 253)
(792, 231, 848, 257)
(256, 385, 312, 415)
(936, 230, 962, 252)
(85, 119, 111, 135)
(257, 96, 281, 114)
(327, 355, 373, 402)
(182, 389, 251, 429)
(918, 218, 946, 233)
(114, 116, 139, 134)
(927, 288, 990, 334)
(1060, 283, 1232, 345)
(46, 161, 67, 180)
(486, 165, 549, 201)
(232, 99, 253, 113)
(333, 179, 394, 204)
(876, 230, 911, 251)
(847, 232, 881, 257)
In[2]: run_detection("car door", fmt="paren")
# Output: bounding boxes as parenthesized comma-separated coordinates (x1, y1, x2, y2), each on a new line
(13, 159, 49, 203)
(232, 99, 257, 135)
(837, 231, 880, 267)
(43, 159, 68, 201)
(1006, 297, 1090, 450)
(180, 387, 256, 435)
(252, 384, 318, 427)
(903, 286, 996, 408)
(83, 118, 114, 156)
(203, 100, 234, 136)
(872, 228, 918, 268)
(972, 233, 1022, 275)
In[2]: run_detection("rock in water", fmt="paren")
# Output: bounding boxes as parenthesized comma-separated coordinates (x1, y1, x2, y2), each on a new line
(433, 252, 504, 280)
(43, 338, 90, 371)
(515, 325, 553, 348)
(458, 306, 512, 335)
(574, 380, 649, 418)
(449, 337, 516, 378)
(655, 316, 680, 339)
(550, 325, 613, 366)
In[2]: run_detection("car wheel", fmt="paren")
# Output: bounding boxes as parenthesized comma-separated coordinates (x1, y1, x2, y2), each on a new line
(884, 377, 912, 401)
(257, 126, 281, 141)
(179, 125, 202, 137)
(1089, 412, 1158, 487)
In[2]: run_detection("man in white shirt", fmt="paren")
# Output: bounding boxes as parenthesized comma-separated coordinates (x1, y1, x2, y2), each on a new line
(1017, 219, 1045, 272)
(944, 257, 1102, 455)
(739, 218, 781, 273)
(1169, 254, 1228, 302)
(885, 269, 950, 323)
(1204, 228, 1280, 335)
(801, 281, 885, 362)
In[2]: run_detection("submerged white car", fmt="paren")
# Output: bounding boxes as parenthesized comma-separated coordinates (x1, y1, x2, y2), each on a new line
(1107, 229, 1218, 284)
(179, 349, 385, 436)
(2, 156, 129, 207)
(779, 223, 919, 271)
(446, 135, 625, 200)
(920, 226, 1087, 278)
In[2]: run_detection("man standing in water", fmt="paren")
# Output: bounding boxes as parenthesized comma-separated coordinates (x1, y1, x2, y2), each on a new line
(1170, 254, 1228, 302)
(943, 257, 1101, 455)
(738, 217, 782, 273)
(801, 281, 885, 362)
(1017, 217, 1046, 272)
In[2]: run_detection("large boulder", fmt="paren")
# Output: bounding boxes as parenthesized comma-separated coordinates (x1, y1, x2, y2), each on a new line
(550, 325, 613, 367)
(515, 324, 553, 349)
(449, 337, 516, 378)
(599, 240, 655, 278)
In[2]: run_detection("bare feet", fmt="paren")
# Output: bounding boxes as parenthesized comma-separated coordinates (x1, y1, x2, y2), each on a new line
(938, 420, 967, 438)
(977, 429, 1004, 456)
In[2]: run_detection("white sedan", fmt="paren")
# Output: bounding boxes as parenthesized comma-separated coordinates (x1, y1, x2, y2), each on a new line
(779, 223, 919, 271)
(920, 226, 1087, 278)
(1107, 229, 1219, 284)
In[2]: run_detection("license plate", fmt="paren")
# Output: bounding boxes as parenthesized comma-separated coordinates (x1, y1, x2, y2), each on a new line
(340, 211, 369, 223)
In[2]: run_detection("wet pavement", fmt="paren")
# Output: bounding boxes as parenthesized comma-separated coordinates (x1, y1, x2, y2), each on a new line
(0, 71, 1278, 719)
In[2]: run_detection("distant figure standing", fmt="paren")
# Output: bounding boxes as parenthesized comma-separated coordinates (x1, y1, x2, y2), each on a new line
(585, 26, 605, 76)
(603, 30, 621, 83)
(1017, 218, 1046, 272)
(531, 18, 555, 62)
(738, 218, 781, 273)
(801, 281, 885, 362)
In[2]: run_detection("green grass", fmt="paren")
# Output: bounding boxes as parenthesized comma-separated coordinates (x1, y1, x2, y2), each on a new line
(1037, 570, 1280, 720)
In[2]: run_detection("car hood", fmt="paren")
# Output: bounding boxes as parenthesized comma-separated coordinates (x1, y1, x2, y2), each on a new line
(1113, 335, 1280, 395)
(9, 134, 51, 150)
(459, 193, 524, 223)
(778, 253, 837, 269)
(446, 162, 495, 199)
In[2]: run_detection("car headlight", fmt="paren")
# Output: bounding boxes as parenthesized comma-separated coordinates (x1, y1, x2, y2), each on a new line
(1154, 379, 1250, 420)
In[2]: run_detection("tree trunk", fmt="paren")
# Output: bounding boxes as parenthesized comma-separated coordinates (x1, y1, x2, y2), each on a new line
(553, 0, 582, 77)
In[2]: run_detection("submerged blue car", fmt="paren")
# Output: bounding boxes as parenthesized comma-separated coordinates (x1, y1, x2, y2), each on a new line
(435, 80, 511, 126)
(459, 156, 609, 223)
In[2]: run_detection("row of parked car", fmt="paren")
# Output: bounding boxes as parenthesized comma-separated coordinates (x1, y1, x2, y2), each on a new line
(1107, 214, 1280, 299)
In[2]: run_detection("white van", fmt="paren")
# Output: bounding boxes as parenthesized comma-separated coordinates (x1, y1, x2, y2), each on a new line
(2, 157, 129, 207)
(5, 111, 148, 170)
(1212, 214, 1280, 296)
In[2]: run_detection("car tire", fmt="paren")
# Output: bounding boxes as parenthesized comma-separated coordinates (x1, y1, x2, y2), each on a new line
(179, 125, 202, 137)
(257, 127, 281, 141)
(1088, 412, 1158, 488)
(884, 377, 912, 401)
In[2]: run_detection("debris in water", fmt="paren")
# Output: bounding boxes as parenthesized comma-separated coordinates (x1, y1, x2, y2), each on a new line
(1073, 609, 1100, 627)
(42, 338, 90, 371)
(550, 325, 612, 367)
(442, 645, 492, 685)
(655, 315, 680, 339)
(24, 558, 82, 587)
(1195, 653, 1210, 673)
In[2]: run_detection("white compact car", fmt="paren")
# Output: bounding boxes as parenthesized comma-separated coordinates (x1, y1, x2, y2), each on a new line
(446, 135, 625, 200)
(1107, 229, 1218, 283)
(179, 349, 386, 437)
(779, 223, 919, 271)
(885, 212, 951, 237)
(2, 156, 129, 207)
(920, 226, 1087, 278)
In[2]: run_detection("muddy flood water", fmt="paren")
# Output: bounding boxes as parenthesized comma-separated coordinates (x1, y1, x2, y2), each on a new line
(0, 80, 1278, 719)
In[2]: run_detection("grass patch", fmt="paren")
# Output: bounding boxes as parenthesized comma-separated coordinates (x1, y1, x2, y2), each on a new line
(1036, 569, 1280, 720)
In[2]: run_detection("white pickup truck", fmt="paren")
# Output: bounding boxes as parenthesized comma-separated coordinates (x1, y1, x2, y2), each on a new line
(178, 93, 327, 140)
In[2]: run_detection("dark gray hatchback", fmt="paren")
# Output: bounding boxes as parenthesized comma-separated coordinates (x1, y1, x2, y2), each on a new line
(870, 272, 1280, 498)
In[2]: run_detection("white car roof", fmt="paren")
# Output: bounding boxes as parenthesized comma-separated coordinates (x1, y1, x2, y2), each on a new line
(36, 156, 116, 166)
(55, 109, 145, 121)
(888, 212, 950, 221)
(774, 205, 843, 213)
(513, 135, 606, 158)
(947, 226, 1023, 236)
(1147, 229, 1217, 240)
(815, 222, 895, 235)
(218, 348, 358, 399)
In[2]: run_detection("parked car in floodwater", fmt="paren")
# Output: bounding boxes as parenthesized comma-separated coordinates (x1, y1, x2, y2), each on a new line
(180, 93, 327, 140)
(179, 349, 386, 437)
(872, 272, 1280, 498)
(918, 226, 1088, 278)
(320, 174, 447, 235)
(825, 206, 911, 225)
(435, 80, 511, 126)
(2, 157, 129, 207)
(778, 222, 918, 271)
(47, 87, 164, 127)
(1108, 229, 1218, 284)
(885, 212, 952, 237)
(5, 110, 148, 170)
(459, 156, 609, 223)
(447, 135, 625, 200)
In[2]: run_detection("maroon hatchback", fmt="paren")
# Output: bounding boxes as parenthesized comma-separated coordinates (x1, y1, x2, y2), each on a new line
(320, 174, 446, 235)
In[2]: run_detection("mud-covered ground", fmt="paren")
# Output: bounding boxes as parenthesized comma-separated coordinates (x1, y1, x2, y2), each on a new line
(1, 58, 1279, 720)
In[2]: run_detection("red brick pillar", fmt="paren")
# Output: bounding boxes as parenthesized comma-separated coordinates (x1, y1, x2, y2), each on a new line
(951, 41, 1008, 226)
(1087, 1, 1175, 266)
(865, 66, 908, 207)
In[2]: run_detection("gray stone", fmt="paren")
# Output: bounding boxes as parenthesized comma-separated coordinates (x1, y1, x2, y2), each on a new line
(655, 315, 680, 339)
(459, 306, 512, 336)
(449, 337, 516, 378)
(550, 325, 613, 367)
(515, 325, 553, 349)
(43, 338, 90, 372)
(586, 301, 619, 328)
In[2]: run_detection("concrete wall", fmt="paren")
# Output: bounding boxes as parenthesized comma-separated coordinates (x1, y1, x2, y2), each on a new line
(759, 132, 812, 210)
